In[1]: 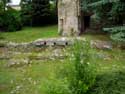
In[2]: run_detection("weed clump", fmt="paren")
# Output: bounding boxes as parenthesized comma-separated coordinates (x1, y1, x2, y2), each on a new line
(44, 40, 97, 94)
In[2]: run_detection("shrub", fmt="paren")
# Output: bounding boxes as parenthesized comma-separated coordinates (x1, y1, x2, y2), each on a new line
(68, 40, 97, 94)
(44, 40, 97, 94)
(0, 7, 22, 32)
(103, 26, 125, 43)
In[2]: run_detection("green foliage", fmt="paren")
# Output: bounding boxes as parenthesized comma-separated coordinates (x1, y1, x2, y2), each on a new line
(0, 7, 22, 32)
(44, 78, 71, 94)
(0, 0, 7, 11)
(109, 1, 125, 25)
(32, 0, 57, 26)
(68, 41, 96, 94)
(0, 0, 22, 32)
(103, 26, 125, 42)
(20, 0, 33, 26)
(81, 0, 98, 13)
(82, 0, 125, 26)
(89, 71, 125, 94)
(44, 41, 97, 94)
(21, 0, 57, 26)
(0, 1, 4, 13)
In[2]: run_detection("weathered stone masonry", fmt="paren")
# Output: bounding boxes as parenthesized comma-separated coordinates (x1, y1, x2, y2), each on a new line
(58, 0, 81, 36)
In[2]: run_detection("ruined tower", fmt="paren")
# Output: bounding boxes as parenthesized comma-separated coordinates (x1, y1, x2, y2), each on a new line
(58, 0, 81, 36)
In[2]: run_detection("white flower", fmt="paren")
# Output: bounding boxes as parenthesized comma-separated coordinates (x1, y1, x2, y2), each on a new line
(87, 62, 90, 65)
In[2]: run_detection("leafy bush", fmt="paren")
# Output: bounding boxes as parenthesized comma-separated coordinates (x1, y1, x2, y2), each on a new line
(68, 41, 96, 94)
(44, 40, 97, 94)
(0, 7, 22, 32)
(103, 26, 125, 43)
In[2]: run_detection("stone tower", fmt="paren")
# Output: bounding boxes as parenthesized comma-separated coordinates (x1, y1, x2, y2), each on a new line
(58, 0, 81, 36)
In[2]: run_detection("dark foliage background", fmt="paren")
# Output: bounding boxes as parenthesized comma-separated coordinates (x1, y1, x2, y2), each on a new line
(21, 0, 57, 26)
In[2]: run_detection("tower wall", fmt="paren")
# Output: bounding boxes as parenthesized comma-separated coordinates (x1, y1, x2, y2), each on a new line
(58, 0, 81, 36)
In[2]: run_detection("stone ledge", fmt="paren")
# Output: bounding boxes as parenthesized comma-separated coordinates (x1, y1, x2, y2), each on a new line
(3, 37, 86, 48)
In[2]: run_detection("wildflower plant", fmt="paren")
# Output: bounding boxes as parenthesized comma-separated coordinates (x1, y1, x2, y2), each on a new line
(44, 40, 97, 94)
(68, 40, 97, 94)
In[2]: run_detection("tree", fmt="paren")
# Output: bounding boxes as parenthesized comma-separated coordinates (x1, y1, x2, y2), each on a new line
(82, 0, 125, 26)
(81, 0, 125, 42)
(32, 0, 51, 26)
(0, 0, 22, 32)
(20, 0, 33, 26)
(21, 0, 57, 26)
(0, 0, 8, 11)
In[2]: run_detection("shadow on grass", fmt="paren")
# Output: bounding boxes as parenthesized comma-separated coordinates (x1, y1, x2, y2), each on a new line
(0, 35, 4, 40)
(0, 30, 5, 40)
(87, 70, 125, 94)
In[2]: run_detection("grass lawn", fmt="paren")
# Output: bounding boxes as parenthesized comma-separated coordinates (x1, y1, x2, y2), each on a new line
(0, 25, 58, 43)
(0, 60, 64, 94)
(0, 25, 111, 43)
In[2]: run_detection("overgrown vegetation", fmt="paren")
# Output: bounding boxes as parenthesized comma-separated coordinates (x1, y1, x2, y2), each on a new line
(0, 0, 22, 32)
(103, 26, 125, 43)
(44, 41, 97, 94)
(0, 38, 125, 94)
(82, 0, 125, 26)
(69, 41, 96, 94)
(81, 0, 125, 42)
(0, 0, 57, 32)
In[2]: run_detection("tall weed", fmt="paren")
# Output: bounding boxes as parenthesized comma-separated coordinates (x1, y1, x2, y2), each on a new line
(44, 40, 97, 94)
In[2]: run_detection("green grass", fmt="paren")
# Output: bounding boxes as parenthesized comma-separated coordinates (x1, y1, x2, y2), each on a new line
(83, 33, 110, 41)
(0, 25, 110, 43)
(0, 25, 58, 43)
(0, 59, 65, 94)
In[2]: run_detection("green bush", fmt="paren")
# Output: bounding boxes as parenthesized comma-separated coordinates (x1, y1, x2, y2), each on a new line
(44, 41, 97, 94)
(0, 7, 22, 32)
(68, 41, 96, 94)
(103, 26, 125, 43)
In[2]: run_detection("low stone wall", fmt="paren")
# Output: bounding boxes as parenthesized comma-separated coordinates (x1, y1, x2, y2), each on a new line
(5, 37, 86, 48)
(32, 37, 74, 46)
(0, 37, 113, 50)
